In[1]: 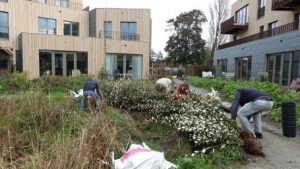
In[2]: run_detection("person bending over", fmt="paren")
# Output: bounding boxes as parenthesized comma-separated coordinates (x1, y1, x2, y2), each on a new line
(80, 77, 101, 111)
(231, 88, 273, 139)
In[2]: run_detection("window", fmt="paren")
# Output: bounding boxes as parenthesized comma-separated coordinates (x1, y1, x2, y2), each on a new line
(217, 59, 227, 76)
(235, 5, 249, 25)
(104, 21, 112, 38)
(268, 21, 278, 36)
(259, 25, 264, 38)
(38, 17, 56, 34)
(37, 0, 46, 3)
(259, 0, 266, 8)
(267, 52, 294, 86)
(233, 35, 240, 41)
(39, 51, 88, 76)
(106, 54, 143, 80)
(0, 11, 9, 39)
(258, 0, 265, 18)
(235, 56, 252, 81)
(56, 0, 68, 7)
(16, 50, 23, 72)
(295, 13, 300, 29)
(64, 21, 79, 36)
(120, 22, 137, 41)
(0, 0, 8, 2)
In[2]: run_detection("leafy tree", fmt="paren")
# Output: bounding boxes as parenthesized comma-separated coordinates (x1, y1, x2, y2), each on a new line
(150, 49, 164, 64)
(165, 9, 207, 65)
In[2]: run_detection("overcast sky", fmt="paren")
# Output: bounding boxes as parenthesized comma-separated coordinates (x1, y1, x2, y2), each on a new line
(83, 0, 236, 55)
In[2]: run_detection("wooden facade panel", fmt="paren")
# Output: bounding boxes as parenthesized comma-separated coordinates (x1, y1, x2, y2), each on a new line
(230, 0, 294, 40)
(0, 0, 151, 79)
(21, 33, 105, 79)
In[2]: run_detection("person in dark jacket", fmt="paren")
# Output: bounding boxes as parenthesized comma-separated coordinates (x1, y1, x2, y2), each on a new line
(80, 77, 101, 111)
(231, 88, 273, 139)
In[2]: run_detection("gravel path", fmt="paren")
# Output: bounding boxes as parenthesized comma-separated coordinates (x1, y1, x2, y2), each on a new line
(174, 78, 300, 169)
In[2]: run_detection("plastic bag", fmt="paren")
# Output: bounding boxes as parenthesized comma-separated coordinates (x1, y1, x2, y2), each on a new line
(114, 143, 177, 169)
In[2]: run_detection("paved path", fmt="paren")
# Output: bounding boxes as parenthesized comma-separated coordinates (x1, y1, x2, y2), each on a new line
(174, 79, 300, 169)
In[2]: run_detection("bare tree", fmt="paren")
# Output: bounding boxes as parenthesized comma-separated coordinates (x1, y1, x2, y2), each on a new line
(208, 0, 230, 66)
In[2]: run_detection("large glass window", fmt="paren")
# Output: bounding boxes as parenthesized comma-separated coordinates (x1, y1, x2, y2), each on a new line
(0, 11, 9, 39)
(268, 21, 278, 36)
(291, 51, 300, 80)
(56, 0, 68, 7)
(39, 51, 88, 76)
(64, 21, 79, 36)
(37, 0, 46, 3)
(259, 0, 265, 8)
(266, 52, 294, 86)
(38, 17, 56, 34)
(235, 5, 249, 25)
(106, 54, 143, 80)
(296, 13, 300, 29)
(235, 56, 252, 81)
(77, 53, 88, 74)
(258, 0, 265, 18)
(104, 21, 112, 38)
(120, 22, 137, 41)
(217, 59, 227, 76)
(39, 52, 52, 76)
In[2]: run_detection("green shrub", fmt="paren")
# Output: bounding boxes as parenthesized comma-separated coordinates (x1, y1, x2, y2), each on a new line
(188, 76, 300, 126)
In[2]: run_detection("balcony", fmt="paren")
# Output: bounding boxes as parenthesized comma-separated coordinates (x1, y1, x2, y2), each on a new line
(218, 21, 299, 49)
(221, 16, 248, 34)
(29, 0, 89, 11)
(99, 30, 140, 41)
(272, 0, 300, 10)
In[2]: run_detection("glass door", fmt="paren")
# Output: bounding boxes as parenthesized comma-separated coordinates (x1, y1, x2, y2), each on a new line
(132, 55, 142, 80)
(66, 53, 75, 76)
(55, 53, 63, 76)
(274, 54, 281, 84)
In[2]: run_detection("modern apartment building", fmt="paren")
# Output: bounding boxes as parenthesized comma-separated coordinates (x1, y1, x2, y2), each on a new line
(214, 0, 300, 86)
(0, 0, 151, 80)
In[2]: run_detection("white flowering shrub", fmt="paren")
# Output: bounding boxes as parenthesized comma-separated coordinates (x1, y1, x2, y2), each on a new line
(101, 80, 240, 149)
(151, 93, 240, 148)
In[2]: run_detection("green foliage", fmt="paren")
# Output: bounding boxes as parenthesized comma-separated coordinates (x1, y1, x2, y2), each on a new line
(188, 76, 300, 126)
(13, 71, 29, 90)
(98, 67, 110, 80)
(258, 72, 269, 82)
(165, 9, 207, 65)
(101, 80, 168, 111)
(177, 68, 185, 78)
(176, 146, 241, 169)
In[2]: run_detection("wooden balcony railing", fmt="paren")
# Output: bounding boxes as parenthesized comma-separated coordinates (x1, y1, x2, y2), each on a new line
(272, 0, 300, 10)
(221, 16, 248, 34)
(99, 31, 141, 41)
(218, 21, 299, 50)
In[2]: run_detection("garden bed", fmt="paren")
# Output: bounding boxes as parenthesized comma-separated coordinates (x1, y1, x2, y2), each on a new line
(0, 75, 246, 168)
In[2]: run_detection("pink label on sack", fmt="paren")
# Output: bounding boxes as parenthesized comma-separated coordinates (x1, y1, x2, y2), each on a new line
(120, 147, 152, 162)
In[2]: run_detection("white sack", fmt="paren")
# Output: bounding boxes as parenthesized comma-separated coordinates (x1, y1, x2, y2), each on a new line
(114, 143, 177, 169)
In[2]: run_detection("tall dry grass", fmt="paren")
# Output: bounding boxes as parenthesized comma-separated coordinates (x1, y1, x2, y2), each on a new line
(0, 91, 119, 169)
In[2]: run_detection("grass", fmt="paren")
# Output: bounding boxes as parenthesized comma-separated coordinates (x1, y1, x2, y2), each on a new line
(0, 77, 245, 168)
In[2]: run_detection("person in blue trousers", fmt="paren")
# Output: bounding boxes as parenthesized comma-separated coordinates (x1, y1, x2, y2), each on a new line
(80, 77, 101, 112)
(231, 88, 273, 139)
